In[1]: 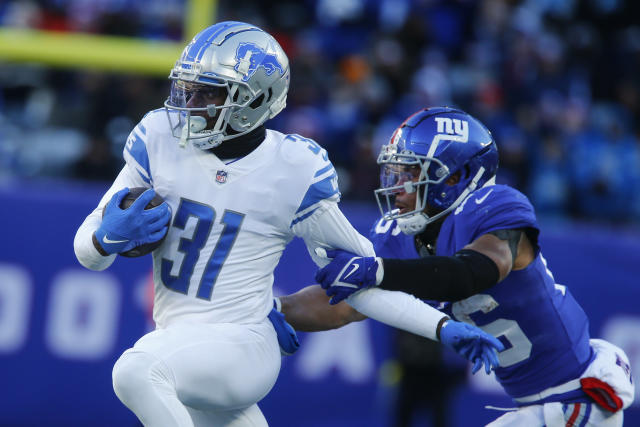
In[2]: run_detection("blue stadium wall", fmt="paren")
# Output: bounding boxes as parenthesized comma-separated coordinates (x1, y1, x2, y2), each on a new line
(0, 181, 639, 426)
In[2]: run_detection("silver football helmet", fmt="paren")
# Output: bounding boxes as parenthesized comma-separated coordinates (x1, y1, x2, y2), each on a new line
(164, 21, 290, 149)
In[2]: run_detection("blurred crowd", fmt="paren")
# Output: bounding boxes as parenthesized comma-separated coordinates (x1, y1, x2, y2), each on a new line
(1, 0, 640, 224)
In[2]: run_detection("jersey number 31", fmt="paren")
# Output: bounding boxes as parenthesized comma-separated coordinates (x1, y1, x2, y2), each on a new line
(160, 198, 244, 300)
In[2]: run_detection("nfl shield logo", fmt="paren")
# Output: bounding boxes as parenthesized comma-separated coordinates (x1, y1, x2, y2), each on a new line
(215, 170, 228, 184)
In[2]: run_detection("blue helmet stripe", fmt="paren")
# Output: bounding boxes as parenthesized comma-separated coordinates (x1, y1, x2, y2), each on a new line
(184, 25, 218, 62)
(314, 163, 334, 178)
(185, 21, 246, 62)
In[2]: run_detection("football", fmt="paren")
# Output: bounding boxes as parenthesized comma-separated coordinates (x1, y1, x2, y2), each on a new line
(103, 187, 170, 257)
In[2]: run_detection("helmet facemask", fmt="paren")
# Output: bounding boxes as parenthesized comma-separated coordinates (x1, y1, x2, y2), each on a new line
(375, 144, 451, 235)
(375, 143, 492, 235)
(164, 70, 258, 149)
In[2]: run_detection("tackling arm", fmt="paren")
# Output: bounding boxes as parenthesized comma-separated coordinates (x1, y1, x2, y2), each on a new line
(293, 201, 451, 340)
(279, 285, 366, 332)
(380, 229, 534, 301)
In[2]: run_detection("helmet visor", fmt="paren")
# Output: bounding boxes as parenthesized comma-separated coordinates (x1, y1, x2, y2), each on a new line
(379, 164, 420, 194)
(166, 80, 228, 111)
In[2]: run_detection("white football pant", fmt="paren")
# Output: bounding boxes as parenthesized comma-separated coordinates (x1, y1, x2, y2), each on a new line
(112, 319, 280, 427)
(486, 401, 622, 426)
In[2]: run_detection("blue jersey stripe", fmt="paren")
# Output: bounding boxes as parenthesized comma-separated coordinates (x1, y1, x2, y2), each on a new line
(136, 122, 146, 135)
(314, 163, 334, 178)
(290, 208, 318, 227)
(296, 173, 339, 214)
(136, 169, 151, 184)
(126, 132, 151, 180)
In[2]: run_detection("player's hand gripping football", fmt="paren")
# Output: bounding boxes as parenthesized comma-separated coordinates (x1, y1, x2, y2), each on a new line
(439, 320, 505, 374)
(314, 248, 381, 304)
(94, 187, 171, 255)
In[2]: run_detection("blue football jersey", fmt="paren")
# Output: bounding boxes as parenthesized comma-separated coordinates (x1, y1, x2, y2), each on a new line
(369, 217, 419, 260)
(436, 185, 593, 400)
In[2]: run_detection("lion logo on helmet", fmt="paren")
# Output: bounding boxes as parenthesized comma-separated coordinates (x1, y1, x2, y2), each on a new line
(234, 42, 285, 82)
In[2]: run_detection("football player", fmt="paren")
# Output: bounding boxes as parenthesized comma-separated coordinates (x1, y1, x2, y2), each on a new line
(313, 107, 635, 426)
(73, 24, 503, 426)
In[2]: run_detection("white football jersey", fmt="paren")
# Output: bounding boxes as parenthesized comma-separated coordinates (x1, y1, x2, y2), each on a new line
(76, 109, 444, 341)
(123, 109, 340, 327)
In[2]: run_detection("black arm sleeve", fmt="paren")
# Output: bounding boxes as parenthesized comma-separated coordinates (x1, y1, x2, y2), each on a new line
(379, 249, 500, 302)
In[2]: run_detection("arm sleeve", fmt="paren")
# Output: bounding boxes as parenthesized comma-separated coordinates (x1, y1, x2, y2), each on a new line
(380, 249, 500, 302)
(293, 201, 447, 341)
(73, 165, 148, 271)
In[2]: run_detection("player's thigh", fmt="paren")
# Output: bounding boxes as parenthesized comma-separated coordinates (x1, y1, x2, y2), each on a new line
(132, 320, 281, 411)
(187, 404, 268, 427)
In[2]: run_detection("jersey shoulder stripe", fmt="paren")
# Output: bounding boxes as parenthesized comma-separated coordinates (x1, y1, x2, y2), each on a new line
(276, 132, 340, 226)
(296, 171, 340, 215)
(124, 127, 151, 184)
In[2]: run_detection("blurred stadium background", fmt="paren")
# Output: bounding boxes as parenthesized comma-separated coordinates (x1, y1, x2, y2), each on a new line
(0, 0, 639, 426)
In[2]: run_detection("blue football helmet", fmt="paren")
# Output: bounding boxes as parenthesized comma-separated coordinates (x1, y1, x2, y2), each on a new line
(164, 21, 290, 149)
(374, 107, 498, 235)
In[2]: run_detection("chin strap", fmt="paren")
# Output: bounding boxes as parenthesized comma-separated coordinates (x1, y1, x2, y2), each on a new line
(180, 116, 208, 148)
(397, 213, 429, 235)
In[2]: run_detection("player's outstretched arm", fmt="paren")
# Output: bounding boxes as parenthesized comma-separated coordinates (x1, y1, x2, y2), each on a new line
(278, 285, 366, 332)
(294, 202, 483, 343)
(279, 286, 502, 373)
(315, 230, 536, 305)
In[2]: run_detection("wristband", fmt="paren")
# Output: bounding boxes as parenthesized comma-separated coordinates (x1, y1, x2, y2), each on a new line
(436, 316, 451, 341)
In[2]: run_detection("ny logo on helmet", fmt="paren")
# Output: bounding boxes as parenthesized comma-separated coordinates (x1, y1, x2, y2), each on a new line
(234, 42, 285, 82)
(434, 117, 469, 143)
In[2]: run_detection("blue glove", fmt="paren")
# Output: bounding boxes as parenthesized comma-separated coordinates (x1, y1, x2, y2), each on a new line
(314, 248, 380, 305)
(440, 320, 505, 374)
(267, 306, 300, 356)
(94, 187, 171, 255)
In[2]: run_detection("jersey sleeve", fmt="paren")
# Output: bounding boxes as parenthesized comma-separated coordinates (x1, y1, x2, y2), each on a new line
(74, 115, 156, 272)
(122, 120, 154, 186)
(452, 185, 539, 247)
(287, 134, 341, 228)
(294, 200, 375, 267)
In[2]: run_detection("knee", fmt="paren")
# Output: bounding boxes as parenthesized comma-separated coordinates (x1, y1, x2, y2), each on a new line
(112, 351, 168, 404)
